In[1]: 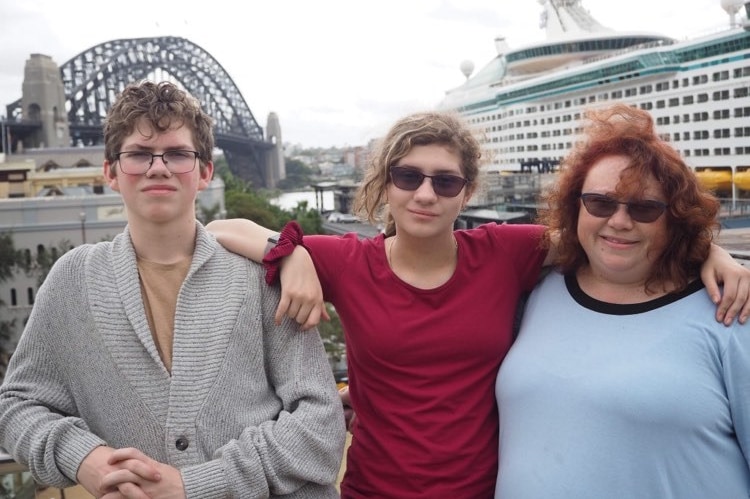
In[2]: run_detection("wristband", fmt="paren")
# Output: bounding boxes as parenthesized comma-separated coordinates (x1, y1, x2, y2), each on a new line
(262, 221, 304, 285)
(264, 233, 280, 257)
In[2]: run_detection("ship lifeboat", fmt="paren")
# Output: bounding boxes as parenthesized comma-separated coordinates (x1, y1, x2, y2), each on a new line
(695, 169, 733, 192)
(734, 170, 750, 192)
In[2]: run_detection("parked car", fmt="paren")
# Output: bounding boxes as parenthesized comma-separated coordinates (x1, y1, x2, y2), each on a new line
(327, 212, 359, 223)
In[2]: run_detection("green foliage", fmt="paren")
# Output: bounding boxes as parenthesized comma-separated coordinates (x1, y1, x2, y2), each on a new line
(0, 233, 20, 283)
(289, 200, 323, 235)
(225, 190, 289, 231)
(0, 233, 21, 377)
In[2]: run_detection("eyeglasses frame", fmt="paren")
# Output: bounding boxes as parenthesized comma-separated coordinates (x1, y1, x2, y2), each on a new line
(579, 193, 668, 223)
(114, 150, 200, 175)
(389, 165, 469, 198)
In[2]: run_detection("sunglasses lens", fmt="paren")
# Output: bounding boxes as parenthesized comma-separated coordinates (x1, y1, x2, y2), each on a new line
(628, 201, 666, 223)
(391, 168, 424, 191)
(432, 175, 467, 197)
(581, 194, 617, 217)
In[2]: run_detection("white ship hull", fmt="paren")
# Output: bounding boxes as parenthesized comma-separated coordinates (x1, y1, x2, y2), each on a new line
(441, 1, 750, 201)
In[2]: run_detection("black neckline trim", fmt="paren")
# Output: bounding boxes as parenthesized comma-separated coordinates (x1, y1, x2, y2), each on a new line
(564, 273, 705, 315)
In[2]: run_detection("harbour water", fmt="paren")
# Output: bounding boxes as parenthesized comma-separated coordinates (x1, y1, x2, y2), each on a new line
(271, 190, 335, 212)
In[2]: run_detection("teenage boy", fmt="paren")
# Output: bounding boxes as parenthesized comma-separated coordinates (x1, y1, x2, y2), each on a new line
(0, 81, 345, 498)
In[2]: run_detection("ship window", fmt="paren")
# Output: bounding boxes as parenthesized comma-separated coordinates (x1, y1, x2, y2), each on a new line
(714, 129, 730, 139)
(673, 115, 680, 124)
(668, 98, 679, 107)
(10, 289, 17, 307)
(683, 95, 694, 105)
(641, 102, 653, 110)
(697, 93, 709, 103)
(683, 132, 690, 141)
(672, 80, 679, 89)
(625, 88, 637, 97)
(683, 114, 690, 123)
(639, 85, 652, 94)
(656, 100, 665, 109)
(611, 90, 623, 99)
(714, 109, 730, 119)
(735, 127, 750, 137)
(713, 90, 730, 101)
(27, 287, 34, 305)
(712, 70, 729, 81)
(682, 78, 689, 87)
(734, 87, 749, 98)
(673, 133, 680, 141)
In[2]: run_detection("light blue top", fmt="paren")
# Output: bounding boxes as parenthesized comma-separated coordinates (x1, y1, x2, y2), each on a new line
(495, 272, 750, 499)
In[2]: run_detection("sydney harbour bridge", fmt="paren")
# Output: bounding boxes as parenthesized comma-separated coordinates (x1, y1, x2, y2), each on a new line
(1, 36, 282, 188)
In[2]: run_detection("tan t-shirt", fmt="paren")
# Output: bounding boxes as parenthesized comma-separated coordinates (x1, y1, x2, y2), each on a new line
(136, 256, 191, 373)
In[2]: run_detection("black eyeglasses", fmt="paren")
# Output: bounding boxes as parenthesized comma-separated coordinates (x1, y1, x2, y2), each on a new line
(389, 166, 469, 198)
(115, 150, 200, 175)
(580, 193, 667, 223)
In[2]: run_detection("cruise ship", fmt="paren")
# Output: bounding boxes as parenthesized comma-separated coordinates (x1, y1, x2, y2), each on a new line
(440, 0, 750, 204)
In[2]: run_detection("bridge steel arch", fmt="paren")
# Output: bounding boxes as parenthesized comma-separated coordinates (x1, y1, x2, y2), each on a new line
(10, 36, 275, 187)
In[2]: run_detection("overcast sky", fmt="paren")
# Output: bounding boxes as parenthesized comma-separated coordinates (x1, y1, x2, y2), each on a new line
(0, 0, 739, 148)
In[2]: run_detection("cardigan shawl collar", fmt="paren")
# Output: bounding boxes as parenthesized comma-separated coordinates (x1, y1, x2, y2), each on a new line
(84, 222, 246, 453)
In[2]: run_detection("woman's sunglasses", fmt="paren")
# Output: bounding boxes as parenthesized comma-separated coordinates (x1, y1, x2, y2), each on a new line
(389, 166, 469, 198)
(580, 193, 667, 223)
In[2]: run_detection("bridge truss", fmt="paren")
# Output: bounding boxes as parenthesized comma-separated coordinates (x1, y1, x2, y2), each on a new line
(6, 36, 273, 186)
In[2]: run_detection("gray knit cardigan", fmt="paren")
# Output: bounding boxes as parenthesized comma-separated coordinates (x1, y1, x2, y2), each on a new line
(0, 223, 345, 498)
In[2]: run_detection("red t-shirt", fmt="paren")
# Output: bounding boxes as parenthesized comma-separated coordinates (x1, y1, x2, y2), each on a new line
(305, 223, 546, 498)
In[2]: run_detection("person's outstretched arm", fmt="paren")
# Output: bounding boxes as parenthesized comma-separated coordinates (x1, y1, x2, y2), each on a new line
(701, 243, 750, 325)
(207, 218, 327, 330)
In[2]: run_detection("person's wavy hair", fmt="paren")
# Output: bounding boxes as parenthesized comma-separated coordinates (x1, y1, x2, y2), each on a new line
(104, 80, 214, 175)
(353, 111, 483, 236)
(538, 103, 720, 293)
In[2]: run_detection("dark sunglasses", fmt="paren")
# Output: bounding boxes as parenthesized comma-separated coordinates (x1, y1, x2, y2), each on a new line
(389, 166, 469, 198)
(580, 193, 667, 223)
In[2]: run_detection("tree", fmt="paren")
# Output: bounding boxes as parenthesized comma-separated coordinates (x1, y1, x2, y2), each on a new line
(0, 233, 24, 378)
(289, 200, 323, 236)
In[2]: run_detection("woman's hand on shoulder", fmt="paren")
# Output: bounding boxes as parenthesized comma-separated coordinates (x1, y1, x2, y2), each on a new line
(702, 243, 750, 325)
